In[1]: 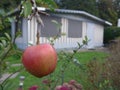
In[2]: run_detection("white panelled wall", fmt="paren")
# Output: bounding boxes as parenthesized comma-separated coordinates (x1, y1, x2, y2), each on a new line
(118, 19, 120, 27)
(13, 18, 28, 49)
(13, 17, 104, 50)
(86, 22, 104, 49)
(28, 18, 86, 49)
(27, 17, 84, 49)
(54, 18, 83, 49)
(94, 24, 104, 47)
(28, 16, 37, 46)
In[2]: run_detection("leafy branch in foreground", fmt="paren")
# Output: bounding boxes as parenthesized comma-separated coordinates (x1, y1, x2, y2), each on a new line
(0, 33, 22, 90)
(43, 37, 88, 90)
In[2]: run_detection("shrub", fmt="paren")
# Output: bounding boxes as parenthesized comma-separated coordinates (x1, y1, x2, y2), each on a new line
(104, 26, 120, 44)
(85, 58, 112, 90)
(85, 37, 120, 90)
(104, 37, 120, 89)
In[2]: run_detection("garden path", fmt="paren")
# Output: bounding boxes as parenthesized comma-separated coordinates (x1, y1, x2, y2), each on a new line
(0, 64, 21, 84)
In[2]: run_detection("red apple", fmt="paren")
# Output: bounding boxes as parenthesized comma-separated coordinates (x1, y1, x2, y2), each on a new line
(22, 44, 57, 78)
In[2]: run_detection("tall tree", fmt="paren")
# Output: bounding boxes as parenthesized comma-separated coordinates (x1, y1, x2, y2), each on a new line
(0, 0, 21, 12)
(97, 0, 118, 25)
(56, 0, 119, 26)
(0, 0, 21, 36)
(113, 0, 120, 18)
(55, 0, 99, 16)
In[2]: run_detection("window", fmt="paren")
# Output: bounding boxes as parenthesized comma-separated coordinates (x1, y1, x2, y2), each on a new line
(68, 19, 82, 38)
(40, 15, 61, 37)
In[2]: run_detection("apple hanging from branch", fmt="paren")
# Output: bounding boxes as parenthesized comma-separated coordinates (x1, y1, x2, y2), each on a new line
(22, 1, 58, 77)
(22, 44, 57, 78)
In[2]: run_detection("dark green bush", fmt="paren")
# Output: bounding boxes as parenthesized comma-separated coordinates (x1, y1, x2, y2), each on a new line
(104, 26, 120, 44)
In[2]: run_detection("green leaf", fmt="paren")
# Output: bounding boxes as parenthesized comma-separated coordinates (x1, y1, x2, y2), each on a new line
(15, 31, 22, 38)
(77, 42, 81, 48)
(0, 43, 4, 48)
(82, 36, 89, 45)
(51, 20, 62, 29)
(42, 0, 57, 9)
(36, 0, 42, 3)
(23, 0, 32, 17)
(4, 33, 11, 41)
(0, 18, 2, 25)
(51, 20, 59, 25)
(0, 9, 5, 15)
(1, 40, 7, 46)
(61, 32, 66, 36)
(35, 0, 58, 11)
(73, 50, 77, 53)
(0, 37, 6, 41)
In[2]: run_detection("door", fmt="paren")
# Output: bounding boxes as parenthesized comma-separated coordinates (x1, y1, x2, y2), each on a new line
(87, 23, 95, 49)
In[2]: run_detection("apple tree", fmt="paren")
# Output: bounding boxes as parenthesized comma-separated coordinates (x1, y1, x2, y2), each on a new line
(0, 0, 57, 89)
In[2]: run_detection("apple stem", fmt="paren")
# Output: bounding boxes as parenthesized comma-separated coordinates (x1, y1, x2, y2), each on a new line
(36, 24, 40, 44)
(36, 32, 40, 45)
(31, 0, 40, 45)
(31, 0, 44, 45)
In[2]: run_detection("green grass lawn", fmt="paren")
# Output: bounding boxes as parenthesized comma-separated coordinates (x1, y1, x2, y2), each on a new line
(3, 50, 108, 90)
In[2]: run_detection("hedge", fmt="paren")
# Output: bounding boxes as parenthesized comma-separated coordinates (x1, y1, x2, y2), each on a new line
(104, 26, 120, 44)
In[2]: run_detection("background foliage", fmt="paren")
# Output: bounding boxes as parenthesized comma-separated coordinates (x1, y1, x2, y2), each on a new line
(55, 0, 99, 16)
(0, 0, 21, 36)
